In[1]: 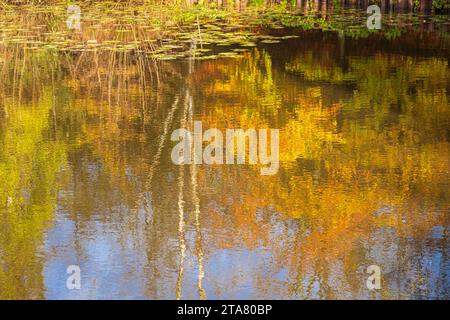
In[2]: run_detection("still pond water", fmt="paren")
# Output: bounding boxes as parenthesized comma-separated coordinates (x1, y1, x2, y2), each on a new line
(0, 7, 449, 299)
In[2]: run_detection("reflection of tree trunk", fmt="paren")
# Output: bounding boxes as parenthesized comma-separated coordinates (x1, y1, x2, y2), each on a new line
(328, 0, 334, 18)
(338, 31, 348, 72)
(236, 0, 248, 11)
(175, 162, 186, 300)
(142, 95, 180, 226)
(304, 0, 310, 14)
(380, 0, 387, 14)
(321, 0, 327, 18)
(360, 0, 368, 10)
(175, 90, 191, 300)
(314, 0, 319, 13)
(144, 97, 179, 187)
(399, 0, 412, 12)
(187, 92, 207, 300)
(428, 20, 434, 32)
(420, 0, 432, 13)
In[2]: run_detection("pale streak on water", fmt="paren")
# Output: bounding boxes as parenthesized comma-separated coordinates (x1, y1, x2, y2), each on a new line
(0, 10, 448, 300)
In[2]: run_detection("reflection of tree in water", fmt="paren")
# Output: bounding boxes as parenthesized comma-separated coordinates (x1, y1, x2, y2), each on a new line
(191, 44, 448, 298)
(0, 62, 68, 298)
(0, 28, 448, 298)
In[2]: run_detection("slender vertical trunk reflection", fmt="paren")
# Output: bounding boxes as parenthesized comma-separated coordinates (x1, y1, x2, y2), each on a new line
(188, 91, 207, 300)
(175, 163, 186, 300)
(142, 96, 180, 223)
(176, 90, 190, 300)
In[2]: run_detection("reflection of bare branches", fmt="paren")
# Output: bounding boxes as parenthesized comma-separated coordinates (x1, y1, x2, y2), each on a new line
(142, 95, 180, 223)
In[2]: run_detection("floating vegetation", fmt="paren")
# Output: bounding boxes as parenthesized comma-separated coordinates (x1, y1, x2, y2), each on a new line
(232, 48, 249, 52)
(240, 42, 257, 47)
(260, 39, 281, 44)
(218, 51, 241, 58)
(0, 3, 448, 62)
(191, 54, 219, 60)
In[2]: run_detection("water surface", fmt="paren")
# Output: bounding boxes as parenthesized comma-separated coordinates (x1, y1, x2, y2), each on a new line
(0, 7, 449, 299)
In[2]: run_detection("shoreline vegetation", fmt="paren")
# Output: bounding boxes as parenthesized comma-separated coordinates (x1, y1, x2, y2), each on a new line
(0, 0, 448, 57)
(1, 0, 449, 11)
(0, 0, 448, 107)
(0, 0, 448, 101)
